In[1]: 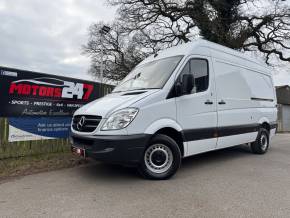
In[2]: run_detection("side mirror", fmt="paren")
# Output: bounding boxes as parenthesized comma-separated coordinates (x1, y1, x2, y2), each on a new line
(182, 74, 194, 94)
(175, 74, 194, 96)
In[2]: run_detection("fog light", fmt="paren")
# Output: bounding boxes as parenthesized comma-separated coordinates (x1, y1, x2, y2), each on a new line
(71, 146, 85, 157)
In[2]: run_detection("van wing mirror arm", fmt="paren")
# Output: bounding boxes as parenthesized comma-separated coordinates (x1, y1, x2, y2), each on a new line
(175, 81, 182, 97)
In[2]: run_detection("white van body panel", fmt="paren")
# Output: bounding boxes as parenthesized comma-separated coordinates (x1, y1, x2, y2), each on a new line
(175, 54, 218, 157)
(125, 90, 176, 133)
(217, 132, 258, 149)
(211, 49, 277, 149)
(74, 90, 159, 118)
(143, 119, 183, 135)
(186, 139, 217, 156)
(71, 39, 277, 164)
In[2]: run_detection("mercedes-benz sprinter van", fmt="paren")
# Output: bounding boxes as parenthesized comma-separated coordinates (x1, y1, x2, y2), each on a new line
(71, 39, 277, 180)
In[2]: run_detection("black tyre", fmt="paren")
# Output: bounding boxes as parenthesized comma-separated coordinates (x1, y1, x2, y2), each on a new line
(138, 134, 181, 180)
(251, 128, 270, 154)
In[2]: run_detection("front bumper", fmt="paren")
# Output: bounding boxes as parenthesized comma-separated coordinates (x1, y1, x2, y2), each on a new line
(70, 133, 151, 165)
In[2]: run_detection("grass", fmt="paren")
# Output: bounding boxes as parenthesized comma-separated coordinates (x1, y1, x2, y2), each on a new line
(0, 152, 89, 182)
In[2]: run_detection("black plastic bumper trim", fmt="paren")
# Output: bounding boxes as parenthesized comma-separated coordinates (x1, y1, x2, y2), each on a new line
(70, 133, 151, 165)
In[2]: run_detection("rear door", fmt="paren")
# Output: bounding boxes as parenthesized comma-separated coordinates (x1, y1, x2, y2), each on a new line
(176, 56, 217, 156)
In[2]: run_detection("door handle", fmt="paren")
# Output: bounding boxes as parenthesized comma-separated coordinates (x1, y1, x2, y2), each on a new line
(218, 100, 226, 105)
(204, 100, 213, 105)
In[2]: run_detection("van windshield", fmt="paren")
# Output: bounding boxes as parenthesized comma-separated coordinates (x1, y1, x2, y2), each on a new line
(112, 56, 183, 93)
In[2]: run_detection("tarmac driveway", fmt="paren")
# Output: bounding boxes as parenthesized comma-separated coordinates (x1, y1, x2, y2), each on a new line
(0, 134, 290, 218)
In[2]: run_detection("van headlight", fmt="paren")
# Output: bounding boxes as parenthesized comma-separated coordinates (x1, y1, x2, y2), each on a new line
(101, 108, 139, 131)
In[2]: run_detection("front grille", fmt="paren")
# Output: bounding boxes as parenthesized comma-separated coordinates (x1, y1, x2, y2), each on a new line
(72, 115, 102, 132)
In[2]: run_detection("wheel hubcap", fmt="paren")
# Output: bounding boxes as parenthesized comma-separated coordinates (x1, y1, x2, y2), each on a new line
(144, 144, 173, 174)
(151, 150, 167, 166)
(260, 134, 268, 151)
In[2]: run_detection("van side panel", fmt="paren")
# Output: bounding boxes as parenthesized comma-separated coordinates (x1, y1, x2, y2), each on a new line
(212, 52, 276, 149)
(245, 72, 275, 101)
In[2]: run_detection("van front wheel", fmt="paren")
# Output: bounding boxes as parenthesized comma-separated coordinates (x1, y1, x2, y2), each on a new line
(251, 128, 270, 154)
(138, 134, 181, 180)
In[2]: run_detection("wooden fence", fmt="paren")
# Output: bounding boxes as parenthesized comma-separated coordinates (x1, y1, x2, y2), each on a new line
(0, 84, 113, 160)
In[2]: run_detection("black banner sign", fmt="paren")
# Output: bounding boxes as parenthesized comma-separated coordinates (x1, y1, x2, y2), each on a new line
(0, 66, 104, 117)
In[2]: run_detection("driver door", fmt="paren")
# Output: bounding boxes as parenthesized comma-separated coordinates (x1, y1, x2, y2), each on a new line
(176, 56, 217, 156)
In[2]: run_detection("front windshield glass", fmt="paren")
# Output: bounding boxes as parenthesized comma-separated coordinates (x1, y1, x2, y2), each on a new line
(113, 56, 183, 93)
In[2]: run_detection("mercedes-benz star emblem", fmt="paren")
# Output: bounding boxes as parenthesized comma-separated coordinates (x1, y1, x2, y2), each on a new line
(77, 116, 86, 131)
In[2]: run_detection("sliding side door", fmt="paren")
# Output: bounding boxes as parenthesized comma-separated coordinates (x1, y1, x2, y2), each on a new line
(214, 59, 259, 149)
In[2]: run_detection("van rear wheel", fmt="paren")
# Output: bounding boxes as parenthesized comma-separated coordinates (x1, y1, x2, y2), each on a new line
(138, 134, 181, 180)
(251, 128, 270, 154)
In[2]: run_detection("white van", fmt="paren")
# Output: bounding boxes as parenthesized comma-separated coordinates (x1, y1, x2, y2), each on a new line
(71, 39, 277, 180)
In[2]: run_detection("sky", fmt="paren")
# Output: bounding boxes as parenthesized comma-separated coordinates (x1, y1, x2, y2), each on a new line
(0, 0, 115, 81)
(0, 0, 289, 85)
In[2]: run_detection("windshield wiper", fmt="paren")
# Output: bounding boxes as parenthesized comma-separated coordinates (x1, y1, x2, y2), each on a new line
(127, 88, 160, 91)
(112, 88, 159, 93)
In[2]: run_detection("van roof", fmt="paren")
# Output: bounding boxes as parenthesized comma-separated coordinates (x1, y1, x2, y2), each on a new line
(140, 39, 267, 68)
